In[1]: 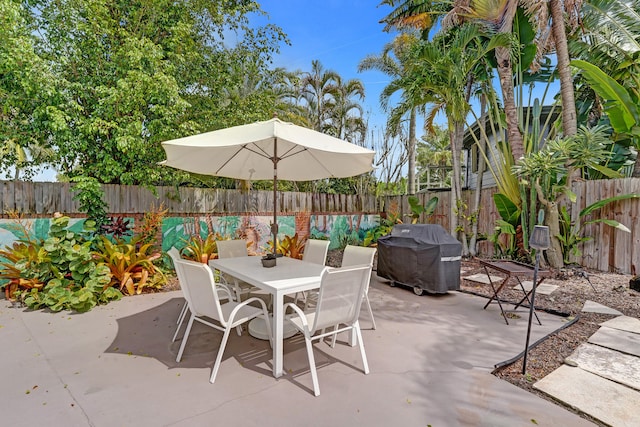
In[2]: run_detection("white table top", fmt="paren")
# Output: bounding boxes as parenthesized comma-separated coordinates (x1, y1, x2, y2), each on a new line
(209, 256, 327, 294)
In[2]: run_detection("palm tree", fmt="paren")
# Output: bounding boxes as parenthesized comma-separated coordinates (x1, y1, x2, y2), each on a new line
(329, 76, 366, 144)
(298, 60, 340, 132)
(393, 24, 508, 251)
(359, 33, 421, 194)
(416, 125, 451, 187)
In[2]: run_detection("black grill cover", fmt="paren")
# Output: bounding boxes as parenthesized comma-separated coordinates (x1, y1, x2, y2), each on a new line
(377, 224, 462, 294)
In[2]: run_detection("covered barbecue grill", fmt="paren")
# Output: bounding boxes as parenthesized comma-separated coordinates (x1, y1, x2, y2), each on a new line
(377, 224, 462, 295)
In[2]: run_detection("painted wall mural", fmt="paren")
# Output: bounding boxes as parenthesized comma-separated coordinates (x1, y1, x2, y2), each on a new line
(0, 218, 86, 249)
(310, 214, 379, 250)
(161, 215, 295, 254)
(0, 213, 380, 254)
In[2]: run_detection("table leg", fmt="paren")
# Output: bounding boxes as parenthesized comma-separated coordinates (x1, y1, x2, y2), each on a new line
(482, 266, 510, 325)
(273, 291, 284, 378)
(513, 277, 542, 325)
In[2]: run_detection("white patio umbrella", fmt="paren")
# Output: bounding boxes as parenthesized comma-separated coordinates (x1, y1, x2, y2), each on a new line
(160, 117, 375, 255)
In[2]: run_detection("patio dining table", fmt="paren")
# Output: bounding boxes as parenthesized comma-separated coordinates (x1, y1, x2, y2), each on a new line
(209, 256, 327, 378)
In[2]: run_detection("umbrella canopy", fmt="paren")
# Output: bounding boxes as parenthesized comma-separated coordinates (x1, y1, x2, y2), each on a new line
(161, 117, 375, 255)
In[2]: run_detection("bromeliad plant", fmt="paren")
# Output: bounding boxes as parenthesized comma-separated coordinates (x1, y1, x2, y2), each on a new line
(181, 233, 221, 263)
(93, 236, 166, 295)
(278, 233, 307, 259)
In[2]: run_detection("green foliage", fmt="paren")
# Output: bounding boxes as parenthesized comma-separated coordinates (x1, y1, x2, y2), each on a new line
(557, 194, 639, 262)
(489, 219, 518, 259)
(406, 196, 438, 224)
(493, 193, 521, 227)
(71, 176, 109, 230)
(1, 215, 119, 312)
(364, 203, 402, 247)
(24, 0, 287, 186)
(0, 0, 58, 179)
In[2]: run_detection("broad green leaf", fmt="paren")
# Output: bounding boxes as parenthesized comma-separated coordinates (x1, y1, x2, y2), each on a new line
(580, 194, 640, 217)
(571, 60, 640, 132)
(493, 193, 521, 226)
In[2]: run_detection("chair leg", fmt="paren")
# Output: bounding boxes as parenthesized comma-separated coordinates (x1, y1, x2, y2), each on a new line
(176, 314, 195, 362)
(364, 294, 376, 330)
(176, 301, 188, 324)
(171, 312, 187, 342)
(330, 325, 339, 348)
(210, 327, 233, 384)
(304, 336, 320, 396)
(172, 302, 189, 342)
(354, 322, 369, 374)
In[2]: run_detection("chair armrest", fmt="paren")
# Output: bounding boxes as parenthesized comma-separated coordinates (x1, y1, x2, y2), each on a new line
(215, 282, 236, 301)
(283, 302, 310, 330)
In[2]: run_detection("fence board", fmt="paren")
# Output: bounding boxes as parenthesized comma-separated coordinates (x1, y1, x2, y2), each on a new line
(3, 179, 640, 273)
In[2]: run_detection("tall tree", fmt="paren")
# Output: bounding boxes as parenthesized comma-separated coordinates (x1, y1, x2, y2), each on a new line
(329, 76, 366, 144)
(359, 33, 421, 194)
(0, 0, 57, 179)
(298, 60, 340, 132)
(32, 0, 286, 185)
(395, 24, 507, 251)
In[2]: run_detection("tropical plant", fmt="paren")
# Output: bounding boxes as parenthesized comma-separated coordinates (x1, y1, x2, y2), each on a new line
(571, 60, 640, 176)
(513, 126, 624, 267)
(363, 203, 403, 247)
(278, 233, 307, 259)
(2, 215, 120, 312)
(490, 193, 523, 259)
(558, 194, 639, 263)
(93, 236, 165, 295)
(135, 203, 168, 246)
(181, 233, 221, 264)
(71, 176, 109, 231)
(406, 195, 438, 223)
(359, 32, 422, 194)
(101, 216, 133, 239)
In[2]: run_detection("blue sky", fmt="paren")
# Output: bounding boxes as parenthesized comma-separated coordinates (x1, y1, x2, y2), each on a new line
(255, 0, 397, 131)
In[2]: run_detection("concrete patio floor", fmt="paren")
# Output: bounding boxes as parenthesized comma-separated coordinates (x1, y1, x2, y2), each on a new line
(0, 273, 594, 427)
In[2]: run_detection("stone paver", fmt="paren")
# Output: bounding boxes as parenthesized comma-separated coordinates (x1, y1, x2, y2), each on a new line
(512, 280, 558, 295)
(588, 326, 640, 357)
(463, 273, 502, 285)
(534, 365, 640, 427)
(600, 315, 640, 334)
(582, 300, 623, 315)
(566, 343, 640, 391)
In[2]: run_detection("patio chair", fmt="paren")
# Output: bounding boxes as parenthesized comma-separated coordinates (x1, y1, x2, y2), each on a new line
(341, 245, 377, 330)
(167, 247, 189, 342)
(292, 239, 331, 306)
(216, 239, 262, 301)
(174, 258, 272, 384)
(302, 245, 377, 330)
(284, 264, 371, 396)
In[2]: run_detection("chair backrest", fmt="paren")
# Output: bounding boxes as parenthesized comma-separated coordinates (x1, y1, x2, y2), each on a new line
(173, 258, 224, 323)
(168, 247, 189, 295)
(342, 245, 377, 293)
(341, 245, 376, 268)
(311, 264, 371, 333)
(302, 239, 330, 265)
(217, 239, 248, 259)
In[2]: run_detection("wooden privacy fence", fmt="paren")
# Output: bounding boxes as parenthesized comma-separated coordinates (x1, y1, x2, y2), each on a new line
(0, 181, 378, 216)
(2, 179, 639, 274)
(384, 179, 640, 275)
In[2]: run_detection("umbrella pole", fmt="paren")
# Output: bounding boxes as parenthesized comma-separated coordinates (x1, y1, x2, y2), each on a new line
(271, 138, 279, 257)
